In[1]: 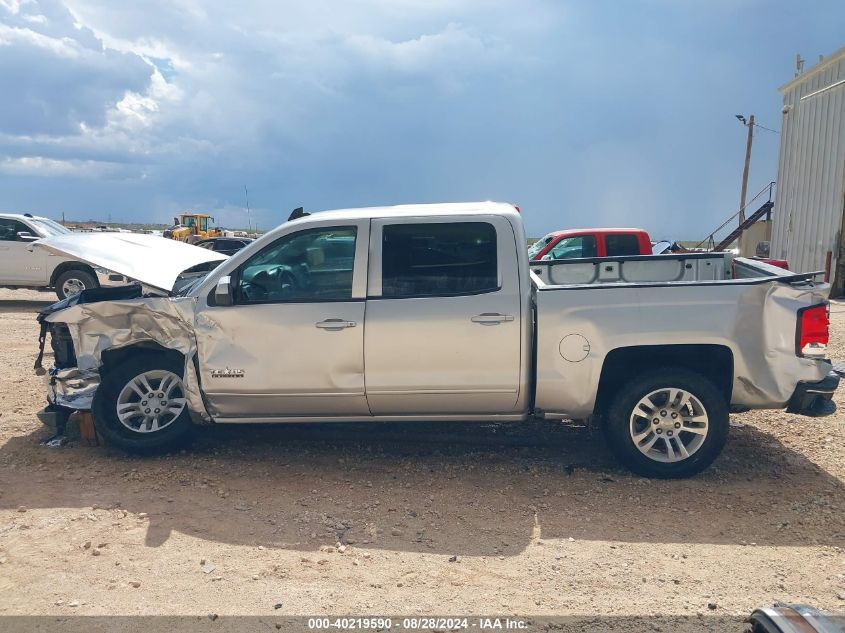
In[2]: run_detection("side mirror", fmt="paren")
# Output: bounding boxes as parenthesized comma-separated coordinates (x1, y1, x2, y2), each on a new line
(214, 275, 233, 306)
(17, 231, 38, 242)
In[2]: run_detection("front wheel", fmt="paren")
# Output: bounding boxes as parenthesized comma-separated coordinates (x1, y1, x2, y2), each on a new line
(603, 368, 729, 478)
(92, 352, 194, 453)
(54, 268, 98, 300)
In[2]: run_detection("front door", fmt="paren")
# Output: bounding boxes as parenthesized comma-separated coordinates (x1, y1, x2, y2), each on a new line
(0, 219, 47, 284)
(195, 220, 370, 419)
(364, 216, 523, 415)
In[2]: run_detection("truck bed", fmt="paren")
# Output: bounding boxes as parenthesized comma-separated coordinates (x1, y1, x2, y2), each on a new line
(529, 252, 831, 419)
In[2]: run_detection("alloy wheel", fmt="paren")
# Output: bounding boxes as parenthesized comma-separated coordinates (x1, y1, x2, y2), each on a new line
(116, 370, 187, 433)
(629, 387, 709, 463)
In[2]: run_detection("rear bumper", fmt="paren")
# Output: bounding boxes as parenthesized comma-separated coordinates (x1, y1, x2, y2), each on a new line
(786, 371, 840, 414)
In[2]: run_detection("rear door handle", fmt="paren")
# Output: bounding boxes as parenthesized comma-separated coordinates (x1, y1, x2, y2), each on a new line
(471, 313, 515, 325)
(315, 318, 357, 330)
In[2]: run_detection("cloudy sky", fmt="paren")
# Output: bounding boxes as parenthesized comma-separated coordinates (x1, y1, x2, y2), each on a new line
(0, 0, 842, 238)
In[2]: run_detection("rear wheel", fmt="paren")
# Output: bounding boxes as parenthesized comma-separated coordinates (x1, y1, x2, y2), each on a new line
(92, 352, 194, 453)
(54, 268, 98, 300)
(603, 368, 729, 478)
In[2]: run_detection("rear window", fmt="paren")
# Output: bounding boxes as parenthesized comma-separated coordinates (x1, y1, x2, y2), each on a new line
(605, 233, 641, 256)
(381, 222, 498, 298)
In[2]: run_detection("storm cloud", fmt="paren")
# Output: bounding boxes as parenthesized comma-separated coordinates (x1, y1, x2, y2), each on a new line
(0, 0, 842, 236)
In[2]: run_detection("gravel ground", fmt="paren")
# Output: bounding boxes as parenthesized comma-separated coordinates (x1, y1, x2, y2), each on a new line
(0, 287, 844, 622)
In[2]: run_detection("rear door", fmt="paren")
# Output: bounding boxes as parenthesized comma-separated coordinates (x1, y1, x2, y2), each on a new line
(604, 232, 644, 256)
(364, 216, 523, 415)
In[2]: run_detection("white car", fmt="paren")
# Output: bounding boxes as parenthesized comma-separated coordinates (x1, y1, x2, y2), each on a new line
(0, 212, 129, 299)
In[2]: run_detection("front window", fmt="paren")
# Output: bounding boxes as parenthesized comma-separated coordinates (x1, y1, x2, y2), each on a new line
(546, 235, 597, 260)
(381, 222, 498, 298)
(528, 234, 554, 258)
(237, 226, 356, 303)
(200, 217, 208, 231)
(0, 219, 31, 241)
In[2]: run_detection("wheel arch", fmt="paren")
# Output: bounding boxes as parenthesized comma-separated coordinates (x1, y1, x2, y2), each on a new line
(50, 261, 97, 287)
(100, 342, 186, 374)
(594, 344, 734, 416)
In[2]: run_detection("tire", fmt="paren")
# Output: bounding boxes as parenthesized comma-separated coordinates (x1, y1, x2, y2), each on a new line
(603, 368, 729, 478)
(54, 268, 98, 300)
(92, 352, 194, 453)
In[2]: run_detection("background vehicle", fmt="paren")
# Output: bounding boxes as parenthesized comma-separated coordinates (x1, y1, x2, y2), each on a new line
(0, 212, 128, 299)
(194, 236, 254, 256)
(754, 240, 790, 270)
(164, 213, 222, 244)
(529, 228, 652, 261)
(36, 202, 836, 478)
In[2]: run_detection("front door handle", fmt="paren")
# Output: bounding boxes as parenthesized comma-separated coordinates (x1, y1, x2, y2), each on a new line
(315, 318, 357, 330)
(471, 313, 515, 325)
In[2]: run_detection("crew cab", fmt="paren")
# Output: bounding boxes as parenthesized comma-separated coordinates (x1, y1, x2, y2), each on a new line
(33, 202, 837, 478)
(0, 212, 128, 299)
(528, 228, 652, 261)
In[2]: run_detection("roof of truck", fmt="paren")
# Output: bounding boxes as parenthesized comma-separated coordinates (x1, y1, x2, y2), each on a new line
(0, 212, 51, 221)
(290, 201, 520, 224)
(545, 227, 649, 237)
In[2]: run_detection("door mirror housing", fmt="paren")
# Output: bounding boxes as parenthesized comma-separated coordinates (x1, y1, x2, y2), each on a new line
(214, 275, 233, 306)
(17, 231, 38, 242)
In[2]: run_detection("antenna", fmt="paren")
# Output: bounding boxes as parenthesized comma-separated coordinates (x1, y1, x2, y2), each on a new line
(288, 207, 309, 221)
(244, 185, 253, 233)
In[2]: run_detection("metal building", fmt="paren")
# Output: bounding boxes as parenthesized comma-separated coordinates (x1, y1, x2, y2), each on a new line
(771, 46, 845, 294)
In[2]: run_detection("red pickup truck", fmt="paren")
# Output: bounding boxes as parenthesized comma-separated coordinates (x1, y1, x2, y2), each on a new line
(528, 228, 652, 261)
(528, 229, 792, 271)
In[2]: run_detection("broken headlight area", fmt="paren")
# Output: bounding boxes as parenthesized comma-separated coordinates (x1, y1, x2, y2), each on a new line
(33, 283, 144, 374)
(49, 323, 76, 369)
(35, 322, 99, 411)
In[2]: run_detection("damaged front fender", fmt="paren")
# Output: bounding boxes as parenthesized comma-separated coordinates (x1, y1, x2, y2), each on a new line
(40, 293, 213, 423)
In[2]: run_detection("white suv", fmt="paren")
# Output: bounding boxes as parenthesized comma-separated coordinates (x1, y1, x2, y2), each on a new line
(0, 212, 128, 299)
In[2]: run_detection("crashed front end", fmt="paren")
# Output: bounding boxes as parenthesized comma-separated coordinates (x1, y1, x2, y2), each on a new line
(35, 286, 213, 430)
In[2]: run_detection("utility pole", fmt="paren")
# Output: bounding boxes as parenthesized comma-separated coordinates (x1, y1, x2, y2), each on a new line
(244, 185, 253, 234)
(738, 114, 754, 224)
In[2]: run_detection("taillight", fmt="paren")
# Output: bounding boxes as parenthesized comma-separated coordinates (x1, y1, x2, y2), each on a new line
(796, 303, 829, 357)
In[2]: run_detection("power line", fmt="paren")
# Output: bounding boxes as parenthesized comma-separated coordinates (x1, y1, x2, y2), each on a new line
(752, 121, 779, 134)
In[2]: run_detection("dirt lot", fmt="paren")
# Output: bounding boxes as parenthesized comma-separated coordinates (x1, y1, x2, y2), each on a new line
(0, 287, 844, 621)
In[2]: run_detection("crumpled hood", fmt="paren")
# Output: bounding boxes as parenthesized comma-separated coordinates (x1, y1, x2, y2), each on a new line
(32, 232, 227, 294)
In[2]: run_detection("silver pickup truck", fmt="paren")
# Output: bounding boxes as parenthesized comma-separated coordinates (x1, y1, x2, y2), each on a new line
(33, 202, 838, 478)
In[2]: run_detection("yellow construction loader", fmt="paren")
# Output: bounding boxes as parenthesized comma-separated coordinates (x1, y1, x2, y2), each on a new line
(163, 213, 222, 244)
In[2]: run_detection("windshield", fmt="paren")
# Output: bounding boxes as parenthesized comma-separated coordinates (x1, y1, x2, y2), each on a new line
(528, 234, 555, 258)
(28, 218, 72, 237)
